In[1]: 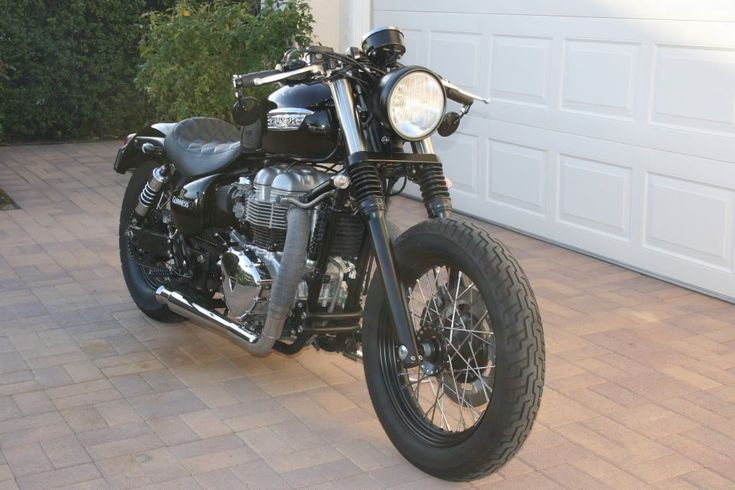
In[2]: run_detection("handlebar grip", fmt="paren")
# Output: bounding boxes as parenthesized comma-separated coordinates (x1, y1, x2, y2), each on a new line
(445, 85, 475, 106)
(234, 69, 283, 88)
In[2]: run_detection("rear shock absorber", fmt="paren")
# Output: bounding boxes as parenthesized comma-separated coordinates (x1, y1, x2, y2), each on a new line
(135, 165, 170, 217)
(414, 163, 452, 218)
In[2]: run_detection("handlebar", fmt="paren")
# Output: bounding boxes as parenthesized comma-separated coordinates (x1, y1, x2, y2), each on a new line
(445, 85, 474, 106)
(232, 69, 283, 89)
(233, 64, 325, 89)
(441, 80, 489, 106)
(232, 57, 489, 109)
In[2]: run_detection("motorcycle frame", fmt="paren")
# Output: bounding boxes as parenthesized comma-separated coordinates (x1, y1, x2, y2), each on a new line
(115, 73, 453, 368)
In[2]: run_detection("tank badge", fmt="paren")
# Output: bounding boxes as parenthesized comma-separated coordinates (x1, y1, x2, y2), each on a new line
(267, 108, 314, 131)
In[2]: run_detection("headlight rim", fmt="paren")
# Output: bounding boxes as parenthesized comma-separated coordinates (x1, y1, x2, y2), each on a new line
(378, 66, 447, 142)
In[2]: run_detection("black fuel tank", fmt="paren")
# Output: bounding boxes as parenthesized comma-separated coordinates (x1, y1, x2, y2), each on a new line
(261, 83, 337, 159)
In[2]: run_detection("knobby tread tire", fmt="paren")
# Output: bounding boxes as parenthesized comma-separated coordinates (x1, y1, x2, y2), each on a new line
(362, 218, 545, 481)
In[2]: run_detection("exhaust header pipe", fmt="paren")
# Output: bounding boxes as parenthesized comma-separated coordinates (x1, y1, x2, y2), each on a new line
(155, 206, 311, 356)
(155, 286, 258, 343)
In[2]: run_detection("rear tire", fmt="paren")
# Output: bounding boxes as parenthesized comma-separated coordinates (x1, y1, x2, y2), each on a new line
(363, 218, 544, 481)
(119, 162, 183, 323)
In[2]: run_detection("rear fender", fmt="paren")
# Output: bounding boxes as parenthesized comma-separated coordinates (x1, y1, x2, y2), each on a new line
(113, 122, 177, 174)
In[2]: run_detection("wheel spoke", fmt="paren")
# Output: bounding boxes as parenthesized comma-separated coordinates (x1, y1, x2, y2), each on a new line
(453, 364, 496, 373)
(392, 263, 496, 436)
(461, 358, 471, 422)
(446, 341, 493, 401)
(426, 377, 441, 424)
(415, 366, 424, 402)
(473, 308, 487, 327)
(415, 280, 436, 324)
(448, 270, 463, 344)
(444, 340, 465, 430)
(466, 337, 492, 406)
(437, 383, 450, 430)
(454, 280, 476, 303)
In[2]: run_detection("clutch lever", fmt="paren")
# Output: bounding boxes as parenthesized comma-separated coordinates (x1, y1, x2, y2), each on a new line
(232, 64, 324, 89)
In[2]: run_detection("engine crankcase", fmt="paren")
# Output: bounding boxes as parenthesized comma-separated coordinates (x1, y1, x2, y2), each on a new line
(221, 248, 271, 318)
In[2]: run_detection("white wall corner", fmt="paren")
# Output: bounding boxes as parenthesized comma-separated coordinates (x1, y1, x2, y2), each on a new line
(309, 0, 371, 52)
(343, 0, 373, 50)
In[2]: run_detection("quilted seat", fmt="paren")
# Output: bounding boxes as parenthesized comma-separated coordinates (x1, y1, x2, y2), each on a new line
(164, 117, 242, 177)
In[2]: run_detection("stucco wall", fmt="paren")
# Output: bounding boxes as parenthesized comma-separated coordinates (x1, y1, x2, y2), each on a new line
(308, 0, 371, 52)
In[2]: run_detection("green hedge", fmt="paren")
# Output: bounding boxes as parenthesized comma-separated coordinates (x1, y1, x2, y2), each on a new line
(0, 0, 312, 142)
(0, 1, 165, 142)
(136, 0, 313, 122)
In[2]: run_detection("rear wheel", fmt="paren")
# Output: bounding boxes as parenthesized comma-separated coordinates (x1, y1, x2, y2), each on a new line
(119, 162, 182, 322)
(363, 218, 544, 481)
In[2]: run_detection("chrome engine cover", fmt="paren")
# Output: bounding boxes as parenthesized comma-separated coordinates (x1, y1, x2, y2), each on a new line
(220, 248, 271, 318)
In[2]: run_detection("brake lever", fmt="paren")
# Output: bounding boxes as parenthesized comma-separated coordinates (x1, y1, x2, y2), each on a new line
(441, 80, 490, 105)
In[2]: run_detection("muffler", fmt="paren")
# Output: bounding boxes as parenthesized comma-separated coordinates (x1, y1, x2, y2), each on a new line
(155, 286, 258, 343)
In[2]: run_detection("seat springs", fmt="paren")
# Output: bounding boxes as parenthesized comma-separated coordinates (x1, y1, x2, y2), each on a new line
(414, 163, 452, 218)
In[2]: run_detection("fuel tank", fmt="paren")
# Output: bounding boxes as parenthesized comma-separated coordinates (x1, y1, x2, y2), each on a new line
(261, 83, 338, 160)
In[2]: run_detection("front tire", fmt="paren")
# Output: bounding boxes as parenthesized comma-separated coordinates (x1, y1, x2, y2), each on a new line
(363, 218, 544, 481)
(119, 162, 182, 322)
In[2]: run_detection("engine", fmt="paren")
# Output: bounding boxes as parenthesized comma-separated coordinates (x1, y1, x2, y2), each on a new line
(230, 164, 329, 251)
(218, 164, 361, 323)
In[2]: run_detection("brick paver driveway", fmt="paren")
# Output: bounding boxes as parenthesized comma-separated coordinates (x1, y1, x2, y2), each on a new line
(0, 142, 734, 489)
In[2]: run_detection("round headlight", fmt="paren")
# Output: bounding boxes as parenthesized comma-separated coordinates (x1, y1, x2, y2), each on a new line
(381, 68, 446, 141)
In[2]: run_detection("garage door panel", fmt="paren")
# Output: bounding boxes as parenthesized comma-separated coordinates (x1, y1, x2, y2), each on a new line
(488, 100, 735, 165)
(432, 132, 481, 198)
(487, 139, 548, 216)
(399, 28, 426, 66)
(652, 45, 735, 134)
(644, 174, 735, 270)
(558, 155, 632, 239)
(561, 40, 640, 119)
(437, 116, 735, 299)
(375, 10, 735, 163)
(374, 0, 735, 22)
(491, 35, 552, 107)
(429, 32, 482, 91)
(374, 5, 735, 300)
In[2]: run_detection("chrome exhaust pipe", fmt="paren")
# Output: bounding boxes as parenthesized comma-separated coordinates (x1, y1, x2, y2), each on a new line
(155, 286, 258, 343)
(155, 207, 311, 355)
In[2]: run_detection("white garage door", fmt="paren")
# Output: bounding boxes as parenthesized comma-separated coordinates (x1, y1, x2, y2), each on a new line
(373, 0, 735, 301)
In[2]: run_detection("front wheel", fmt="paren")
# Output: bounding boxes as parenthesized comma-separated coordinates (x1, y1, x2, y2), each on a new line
(363, 218, 545, 481)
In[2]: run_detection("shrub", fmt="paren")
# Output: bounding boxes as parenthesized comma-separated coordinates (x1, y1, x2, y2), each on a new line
(136, 0, 313, 122)
(0, 1, 159, 141)
(0, 59, 8, 141)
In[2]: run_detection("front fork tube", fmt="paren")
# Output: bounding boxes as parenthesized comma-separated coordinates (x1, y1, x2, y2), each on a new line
(329, 77, 421, 367)
(365, 206, 421, 367)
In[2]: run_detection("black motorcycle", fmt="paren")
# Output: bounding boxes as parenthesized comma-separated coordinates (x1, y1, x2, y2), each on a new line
(114, 26, 544, 481)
